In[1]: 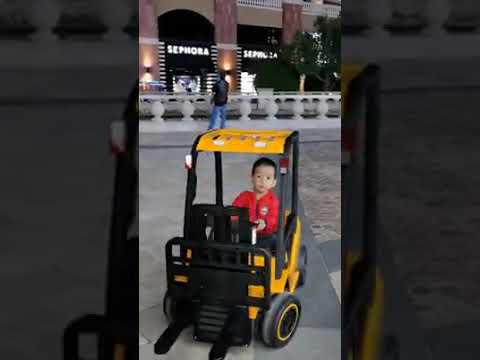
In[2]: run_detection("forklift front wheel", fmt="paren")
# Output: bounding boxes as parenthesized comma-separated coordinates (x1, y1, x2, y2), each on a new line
(163, 292, 177, 323)
(261, 293, 301, 348)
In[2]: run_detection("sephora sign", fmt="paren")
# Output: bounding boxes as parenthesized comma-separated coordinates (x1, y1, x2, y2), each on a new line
(167, 45, 210, 56)
(243, 50, 278, 60)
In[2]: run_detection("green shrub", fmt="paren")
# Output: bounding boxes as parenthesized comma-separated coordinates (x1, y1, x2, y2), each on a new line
(253, 62, 298, 92)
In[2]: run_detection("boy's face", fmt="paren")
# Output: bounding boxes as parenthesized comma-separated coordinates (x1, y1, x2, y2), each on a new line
(251, 165, 276, 195)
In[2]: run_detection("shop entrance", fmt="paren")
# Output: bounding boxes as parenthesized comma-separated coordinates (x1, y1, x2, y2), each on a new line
(158, 10, 215, 92)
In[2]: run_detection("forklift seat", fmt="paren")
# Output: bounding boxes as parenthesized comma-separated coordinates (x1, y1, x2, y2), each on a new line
(190, 204, 252, 244)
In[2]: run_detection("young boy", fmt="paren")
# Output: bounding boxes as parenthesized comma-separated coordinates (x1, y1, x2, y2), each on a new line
(232, 157, 280, 245)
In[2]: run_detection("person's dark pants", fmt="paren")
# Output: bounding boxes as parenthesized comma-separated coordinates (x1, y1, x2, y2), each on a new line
(257, 234, 276, 251)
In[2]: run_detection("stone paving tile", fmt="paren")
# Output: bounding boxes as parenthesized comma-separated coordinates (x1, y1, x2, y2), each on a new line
(298, 141, 341, 302)
(298, 142, 341, 244)
(379, 90, 480, 330)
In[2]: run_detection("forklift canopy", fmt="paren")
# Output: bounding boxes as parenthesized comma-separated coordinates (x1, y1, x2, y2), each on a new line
(196, 129, 295, 154)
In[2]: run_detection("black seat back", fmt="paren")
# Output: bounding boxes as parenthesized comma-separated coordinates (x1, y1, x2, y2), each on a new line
(189, 204, 251, 244)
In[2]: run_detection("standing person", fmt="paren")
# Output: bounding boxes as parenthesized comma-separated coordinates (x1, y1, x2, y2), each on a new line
(208, 71, 229, 129)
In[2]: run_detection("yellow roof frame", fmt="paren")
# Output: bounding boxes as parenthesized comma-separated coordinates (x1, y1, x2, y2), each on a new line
(196, 128, 295, 154)
(341, 64, 365, 117)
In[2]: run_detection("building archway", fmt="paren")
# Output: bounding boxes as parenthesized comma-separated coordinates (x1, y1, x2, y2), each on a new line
(158, 9, 214, 43)
(157, 10, 216, 93)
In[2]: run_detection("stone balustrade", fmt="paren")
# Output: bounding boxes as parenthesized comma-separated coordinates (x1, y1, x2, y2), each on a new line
(302, 2, 340, 17)
(343, 0, 480, 62)
(237, 0, 340, 17)
(343, 0, 480, 34)
(139, 92, 341, 125)
(0, 0, 137, 40)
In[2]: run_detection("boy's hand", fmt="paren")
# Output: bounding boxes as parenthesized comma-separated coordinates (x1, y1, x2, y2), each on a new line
(255, 219, 266, 231)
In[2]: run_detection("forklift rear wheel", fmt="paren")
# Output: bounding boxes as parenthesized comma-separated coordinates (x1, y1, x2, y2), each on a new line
(261, 293, 301, 348)
(163, 292, 177, 323)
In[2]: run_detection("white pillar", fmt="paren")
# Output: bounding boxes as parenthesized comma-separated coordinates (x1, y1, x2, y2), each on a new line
(239, 97, 252, 122)
(101, 0, 131, 40)
(316, 98, 329, 120)
(292, 98, 304, 121)
(445, 0, 480, 31)
(342, 0, 370, 32)
(151, 100, 165, 123)
(425, 0, 449, 36)
(367, 0, 391, 37)
(54, 0, 106, 38)
(387, 0, 428, 32)
(29, 0, 59, 41)
(265, 98, 279, 121)
(0, 0, 38, 39)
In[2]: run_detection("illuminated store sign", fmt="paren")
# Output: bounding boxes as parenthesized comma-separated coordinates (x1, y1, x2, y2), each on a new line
(243, 50, 278, 59)
(167, 45, 210, 56)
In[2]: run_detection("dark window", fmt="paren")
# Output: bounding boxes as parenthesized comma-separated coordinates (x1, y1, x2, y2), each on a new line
(238, 25, 281, 47)
(158, 10, 214, 42)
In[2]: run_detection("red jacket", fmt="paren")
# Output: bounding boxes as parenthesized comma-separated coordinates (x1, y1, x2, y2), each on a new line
(232, 190, 279, 236)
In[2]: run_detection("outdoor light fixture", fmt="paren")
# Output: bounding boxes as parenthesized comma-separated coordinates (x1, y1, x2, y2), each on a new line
(145, 66, 151, 74)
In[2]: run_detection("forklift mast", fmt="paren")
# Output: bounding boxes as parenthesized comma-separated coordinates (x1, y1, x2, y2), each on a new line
(182, 130, 300, 278)
(63, 84, 138, 360)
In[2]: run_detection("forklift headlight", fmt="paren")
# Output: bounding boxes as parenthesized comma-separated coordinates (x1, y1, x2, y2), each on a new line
(248, 285, 265, 298)
(174, 275, 189, 283)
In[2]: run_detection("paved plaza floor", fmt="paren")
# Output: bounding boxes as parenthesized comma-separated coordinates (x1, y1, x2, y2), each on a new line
(139, 128, 341, 359)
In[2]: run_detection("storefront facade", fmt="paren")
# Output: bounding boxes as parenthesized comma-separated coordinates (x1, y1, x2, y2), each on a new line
(140, 0, 340, 92)
(156, 39, 281, 93)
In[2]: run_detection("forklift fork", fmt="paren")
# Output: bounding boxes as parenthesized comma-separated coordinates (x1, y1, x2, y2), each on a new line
(63, 314, 105, 360)
(208, 307, 245, 360)
(154, 308, 194, 354)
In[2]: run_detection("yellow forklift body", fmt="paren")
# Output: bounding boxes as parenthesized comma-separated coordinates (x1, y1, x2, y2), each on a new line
(341, 64, 365, 116)
(196, 129, 294, 154)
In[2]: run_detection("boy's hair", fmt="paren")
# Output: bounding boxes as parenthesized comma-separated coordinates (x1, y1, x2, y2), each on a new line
(252, 157, 277, 178)
(219, 70, 226, 80)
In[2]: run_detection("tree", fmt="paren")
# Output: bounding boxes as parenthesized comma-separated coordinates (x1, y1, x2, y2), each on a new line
(314, 16, 341, 91)
(281, 15, 340, 92)
(253, 62, 298, 92)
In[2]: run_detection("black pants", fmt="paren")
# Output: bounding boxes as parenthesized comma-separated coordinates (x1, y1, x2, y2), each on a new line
(257, 235, 276, 251)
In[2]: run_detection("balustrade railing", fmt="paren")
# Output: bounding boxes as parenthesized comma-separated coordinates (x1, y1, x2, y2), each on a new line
(343, 0, 479, 35)
(238, 0, 340, 16)
(139, 92, 341, 125)
(342, 0, 480, 62)
(237, 0, 282, 11)
(0, 0, 137, 40)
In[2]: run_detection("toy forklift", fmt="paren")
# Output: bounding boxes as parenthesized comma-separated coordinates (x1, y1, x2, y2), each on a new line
(342, 65, 399, 360)
(154, 129, 308, 360)
(62, 84, 138, 360)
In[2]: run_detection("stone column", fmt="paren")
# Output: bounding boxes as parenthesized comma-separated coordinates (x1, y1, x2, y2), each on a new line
(367, 0, 391, 37)
(101, 0, 131, 40)
(30, 0, 60, 41)
(341, 0, 370, 34)
(214, 0, 238, 91)
(282, 0, 303, 44)
(123, 0, 138, 38)
(445, 0, 480, 32)
(139, 0, 158, 82)
(53, 0, 107, 39)
(0, 0, 37, 39)
(425, 0, 449, 35)
(385, 0, 428, 34)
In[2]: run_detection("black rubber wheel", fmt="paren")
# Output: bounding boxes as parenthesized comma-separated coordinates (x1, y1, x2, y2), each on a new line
(297, 245, 308, 287)
(162, 291, 176, 323)
(383, 335, 400, 360)
(261, 293, 302, 348)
